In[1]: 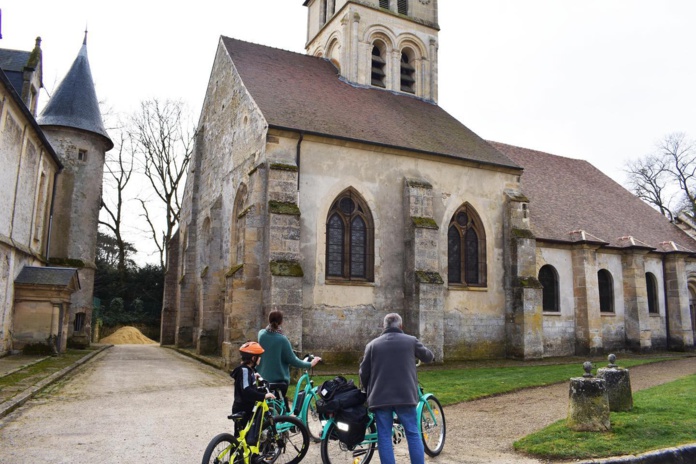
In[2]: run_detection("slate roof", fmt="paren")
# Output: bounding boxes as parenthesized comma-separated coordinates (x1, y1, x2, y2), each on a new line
(0, 48, 30, 96)
(221, 37, 520, 170)
(492, 141, 696, 252)
(37, 41, 113, 150)
(0, 69, 62, 168)
(14, 267, 80, 288)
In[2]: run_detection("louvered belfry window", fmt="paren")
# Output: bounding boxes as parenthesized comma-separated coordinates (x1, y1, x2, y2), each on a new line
(447, 204, 487, 286)
(400, 51, 415, 93)
(371, 44, 386, 88)
(398, 0, 408, 15)
(379, 0, 389, 9)
(326, 189, 374, 281)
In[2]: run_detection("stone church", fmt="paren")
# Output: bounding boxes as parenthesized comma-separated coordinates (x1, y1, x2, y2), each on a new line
(161, 0, 696, 366)
(0, 35, 112, 355)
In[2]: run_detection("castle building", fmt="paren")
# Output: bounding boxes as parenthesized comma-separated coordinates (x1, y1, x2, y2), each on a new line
(0, 35, 111, 354)
(161, 0, 696, 365)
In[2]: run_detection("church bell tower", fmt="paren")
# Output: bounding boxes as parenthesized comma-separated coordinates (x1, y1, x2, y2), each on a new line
(304, 0, 440, 102)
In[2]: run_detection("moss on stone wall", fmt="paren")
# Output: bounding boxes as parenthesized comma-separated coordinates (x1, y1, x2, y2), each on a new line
(48, 257, 85, 268)
(226, 264, 243, 277)
(405, 178, 433, 189)
(412, 217, 438, 229)
(238, 205, 253, 219)
(511, 228, 536, 239)
(514, 276, 543, 289)
(269, 201, 301, 216)
(415, 270, 444, 284)
(269, 163, 298, 172)
(270, 260, 304, 277)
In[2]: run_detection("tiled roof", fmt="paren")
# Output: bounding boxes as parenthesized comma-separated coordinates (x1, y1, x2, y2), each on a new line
(14, 266, 80, 288)
(38, 42, 113, 150)
(221, 37, 520, 170)
(0, 49, 31, 96)
(492, 141, 696, 252)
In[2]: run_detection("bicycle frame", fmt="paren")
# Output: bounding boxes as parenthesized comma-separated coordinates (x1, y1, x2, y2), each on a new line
(320, 384, 440, 445)
(267, 357, 319, 423)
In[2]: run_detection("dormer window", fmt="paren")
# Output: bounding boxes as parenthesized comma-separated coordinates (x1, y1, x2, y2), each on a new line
(371, 43, 386, 88)
(400, 50, 416, 93)
(398, 0, 408, 15)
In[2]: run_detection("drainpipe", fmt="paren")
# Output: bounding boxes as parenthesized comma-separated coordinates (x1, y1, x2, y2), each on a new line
(296, 131, 303, 191)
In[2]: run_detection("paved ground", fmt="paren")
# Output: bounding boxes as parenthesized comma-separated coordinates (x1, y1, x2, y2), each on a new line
(0, 346, 694, 464)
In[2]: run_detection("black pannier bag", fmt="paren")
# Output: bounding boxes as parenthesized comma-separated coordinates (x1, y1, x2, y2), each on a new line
(316, 376, 366, 416)
(334, 404, 369, 448)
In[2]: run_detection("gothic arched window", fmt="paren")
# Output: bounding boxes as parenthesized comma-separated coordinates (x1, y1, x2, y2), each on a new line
(400, 49, 416, 94)
(598, 269, 614, 313)
(539, 265, 560, 312)
(326, 189, 374, 281)
(371, 42, 387, 88)
(447, 204, 486, 286)
(646, 272, 659, 314)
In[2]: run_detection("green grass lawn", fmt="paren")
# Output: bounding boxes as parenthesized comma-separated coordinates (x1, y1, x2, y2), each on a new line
(514, 374, 696, 460)
(299, 356, 665, 406)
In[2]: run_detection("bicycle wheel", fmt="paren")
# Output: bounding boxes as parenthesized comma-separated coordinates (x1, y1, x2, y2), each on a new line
(302, 390, 324, 442)
(420, 395, 446, 457)
(258, 415, 309, 464)
(201, 433, 244, 464)
(320, 420, 376, 464)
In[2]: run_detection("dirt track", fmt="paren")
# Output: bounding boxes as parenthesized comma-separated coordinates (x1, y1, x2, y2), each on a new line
(0, 345, 694, 464)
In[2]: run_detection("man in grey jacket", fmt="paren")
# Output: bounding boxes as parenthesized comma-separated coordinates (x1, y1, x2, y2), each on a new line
(359, 313, 434, 464)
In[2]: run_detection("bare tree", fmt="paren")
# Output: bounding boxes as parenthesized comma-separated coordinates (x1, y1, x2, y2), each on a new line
(130, 99, 193, 270)
(99, 131, 136, 276)
(625, 132, 696, 221)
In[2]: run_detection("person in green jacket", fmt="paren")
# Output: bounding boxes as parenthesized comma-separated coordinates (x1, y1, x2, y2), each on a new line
(257, 310, 321, 399)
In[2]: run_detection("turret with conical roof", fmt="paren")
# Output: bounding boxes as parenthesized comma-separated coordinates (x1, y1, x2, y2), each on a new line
(40, 33, 111, 348)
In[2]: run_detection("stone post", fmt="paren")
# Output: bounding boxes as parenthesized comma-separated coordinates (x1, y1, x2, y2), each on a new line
(597, 354, 633, 412)
(567, 361, 611, 432)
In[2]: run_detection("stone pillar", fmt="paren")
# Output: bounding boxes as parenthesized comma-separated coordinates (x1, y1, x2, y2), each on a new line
(597, 354, 633, 412)
(620, 246, 652, 351)
(567, 362, 611, 432)
(265, 161, 304, 351)
(504, 191, 543, 360)
(402, 178, 444, 360)
(570, 240, 603, 355)
(662, 251, 695, 350)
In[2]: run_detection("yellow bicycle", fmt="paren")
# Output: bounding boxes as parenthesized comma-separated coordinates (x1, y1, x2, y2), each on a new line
(202, 381, 310, 464)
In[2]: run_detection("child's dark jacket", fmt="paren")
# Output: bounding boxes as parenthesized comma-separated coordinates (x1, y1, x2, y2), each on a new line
(230, 364, 267, 414)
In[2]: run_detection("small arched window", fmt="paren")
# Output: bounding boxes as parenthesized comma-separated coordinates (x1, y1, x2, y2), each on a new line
(371, 42, 387, 88)
(400, 49, 416, 94)
(539, 265, 560, 312)
(231, 184, 248, 265)
(398, 0, 408, 15)
(646, 272, 659, 314)
(326, 189, 374, 281)
(447, 204, 487, 286)
(598, 269, 614, 313)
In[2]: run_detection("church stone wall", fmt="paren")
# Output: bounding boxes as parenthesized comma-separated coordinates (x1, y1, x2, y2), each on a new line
(537, 246, 576, 357)
(295, 137, 517, 361)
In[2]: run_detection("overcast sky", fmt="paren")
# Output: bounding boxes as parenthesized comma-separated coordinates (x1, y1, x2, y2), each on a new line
(3, 0, 696, 261)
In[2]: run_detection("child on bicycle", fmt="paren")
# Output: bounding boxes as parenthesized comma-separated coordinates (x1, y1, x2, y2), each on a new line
(230, 341, 275, 428)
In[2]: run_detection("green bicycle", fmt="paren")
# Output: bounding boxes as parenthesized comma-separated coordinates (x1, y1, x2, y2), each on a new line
(265, 354, 324, 442)
(202, 380, 310, 464)
(319, 381, 446, 463)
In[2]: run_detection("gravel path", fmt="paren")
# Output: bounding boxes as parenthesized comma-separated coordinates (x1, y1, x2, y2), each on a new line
(0, 346, 694, 464)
